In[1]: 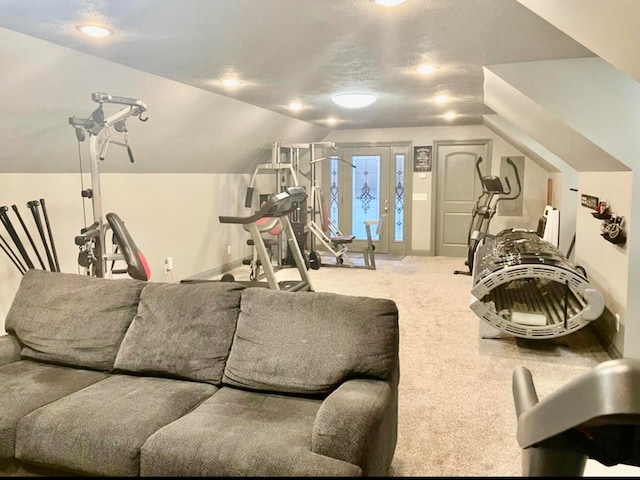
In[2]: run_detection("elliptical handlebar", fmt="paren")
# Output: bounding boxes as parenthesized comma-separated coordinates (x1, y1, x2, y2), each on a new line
(475, 156, 485, 192)
(500, 157, 522, 202)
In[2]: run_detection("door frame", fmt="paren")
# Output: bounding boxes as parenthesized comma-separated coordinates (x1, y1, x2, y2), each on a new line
(325, 141, 413, 256)
(431, 139, 493, 256)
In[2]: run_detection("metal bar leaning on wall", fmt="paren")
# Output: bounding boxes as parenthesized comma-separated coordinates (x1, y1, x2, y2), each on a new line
(0, 205, 34, 269)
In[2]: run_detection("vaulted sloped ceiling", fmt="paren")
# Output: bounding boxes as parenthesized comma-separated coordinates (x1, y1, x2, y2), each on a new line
(0, 28, 330, 174)
(0, 0, 599, 174)
(517, 0, 640, 83)
(485, 0, 640, 175)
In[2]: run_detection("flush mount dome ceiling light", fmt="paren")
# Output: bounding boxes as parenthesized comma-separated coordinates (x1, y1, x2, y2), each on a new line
(76, 24, 112, 38)
(373, 0, 408, 6)
(332, 93, 377, 109)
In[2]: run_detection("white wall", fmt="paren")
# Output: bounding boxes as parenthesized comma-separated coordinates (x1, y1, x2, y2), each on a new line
(0, 172, 251, 332)
(516, 0, 640, 83)
(575, 172, 632, 356)
(325, 124, 549, 253)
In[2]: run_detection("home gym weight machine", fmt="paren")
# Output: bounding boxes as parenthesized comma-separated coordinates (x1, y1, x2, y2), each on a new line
(454, 156, 521, 276)
(69, 93, 150, 281)
(305, 143, 380, 270)
(242, 141, 380, 275)
(242, 141, 308, 280)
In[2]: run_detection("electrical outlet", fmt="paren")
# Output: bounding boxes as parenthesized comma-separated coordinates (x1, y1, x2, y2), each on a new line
(227, 245, 232, 255)
(164, 257, 173, 273)
(615, 313, 621, 332)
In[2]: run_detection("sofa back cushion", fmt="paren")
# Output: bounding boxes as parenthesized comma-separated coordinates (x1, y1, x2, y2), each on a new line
(222, 288, 399, 395)
(5, 270, 146, 371)
(114, 282, 245, 384)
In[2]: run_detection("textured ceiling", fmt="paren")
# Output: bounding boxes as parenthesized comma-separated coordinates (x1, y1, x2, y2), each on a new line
(0, 0, 594, 130)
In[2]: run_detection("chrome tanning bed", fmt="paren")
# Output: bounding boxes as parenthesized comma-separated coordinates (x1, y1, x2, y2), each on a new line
(470, 229, 604, 339)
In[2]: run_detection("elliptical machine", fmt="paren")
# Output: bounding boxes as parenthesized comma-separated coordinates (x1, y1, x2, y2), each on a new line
(454, 156, 521, 276)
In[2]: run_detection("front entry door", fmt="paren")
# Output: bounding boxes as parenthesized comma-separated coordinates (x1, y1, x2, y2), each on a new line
(325, 145, 410, 255)
(434, 140, 492, 256)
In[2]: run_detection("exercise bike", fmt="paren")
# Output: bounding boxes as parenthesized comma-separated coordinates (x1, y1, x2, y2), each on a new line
(69, 93, 151, 281)
(453, 156, 521, 276)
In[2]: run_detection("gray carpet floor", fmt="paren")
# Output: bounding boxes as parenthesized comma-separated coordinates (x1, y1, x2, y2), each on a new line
(225, 254, 637, 476)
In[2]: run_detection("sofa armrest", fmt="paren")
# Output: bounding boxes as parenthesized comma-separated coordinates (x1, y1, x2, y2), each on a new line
(312, 379, 392, 473)
(0, 334, 21, 367)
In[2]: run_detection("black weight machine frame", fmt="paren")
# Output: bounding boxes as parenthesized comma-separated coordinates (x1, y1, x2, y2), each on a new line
(69, 93, 150, 281)
(454, 156, 522, 276)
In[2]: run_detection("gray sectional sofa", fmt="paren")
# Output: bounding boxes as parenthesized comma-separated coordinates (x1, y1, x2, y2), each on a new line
(0, 270, 400, 476)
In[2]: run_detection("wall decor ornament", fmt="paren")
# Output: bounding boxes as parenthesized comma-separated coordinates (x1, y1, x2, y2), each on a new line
(413, 146, 432, 172)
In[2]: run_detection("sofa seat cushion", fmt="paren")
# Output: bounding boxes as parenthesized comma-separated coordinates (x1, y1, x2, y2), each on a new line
(5, 270, 146, 371)
(114, 282, 244, 384)
(141, 387, 362, 477)
(223, 288, 399, 394)
(0, 360, 110, 460)
(15, 374, 217, 476)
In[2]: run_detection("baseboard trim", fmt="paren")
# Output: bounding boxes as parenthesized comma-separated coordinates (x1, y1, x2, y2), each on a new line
(589, 307, 623, 360)
(411, 249, 432, 256)
(182, 257, 248, 281)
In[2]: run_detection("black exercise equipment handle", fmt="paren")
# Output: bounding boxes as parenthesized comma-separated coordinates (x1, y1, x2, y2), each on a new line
(11, 204, 46, 270)
(0, 234, 26, 274)
(27, 200, 56, 271)
(0, 206, 34, 269)
(245, 187, 254, 209)
(502, 157, 522, 201)
(39, 198, 60, 272)
(475, 157, 485, 191)
(127, 145, 135, 163)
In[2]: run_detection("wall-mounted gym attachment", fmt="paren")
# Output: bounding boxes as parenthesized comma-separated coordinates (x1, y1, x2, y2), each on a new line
(69, 93, 150, 281)
(0, 200, 60, 275)
(454, 156, 522, 276)
(469, 228, 605, 340)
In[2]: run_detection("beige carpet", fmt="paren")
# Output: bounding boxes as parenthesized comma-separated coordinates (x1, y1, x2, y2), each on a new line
(225, 255, 619, 476)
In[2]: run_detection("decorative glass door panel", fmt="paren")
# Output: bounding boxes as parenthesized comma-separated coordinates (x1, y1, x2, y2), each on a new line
(352, 155, 381, 240)
(324, 144, 410, 256)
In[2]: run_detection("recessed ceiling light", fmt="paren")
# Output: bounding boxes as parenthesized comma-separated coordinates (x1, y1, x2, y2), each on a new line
(417, 65, 437, 75)
(221, 78, 241, 88)
(332, 93, 377, 109)
(288, 102, 303, 111)
(434, 95, 448, 104)
(76, 24, 112, 38)
(327, 117, 337, 126)
(444, 111, 457, 120)
(373, 0, 408, 6)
